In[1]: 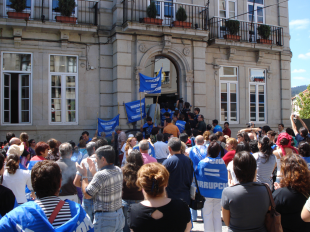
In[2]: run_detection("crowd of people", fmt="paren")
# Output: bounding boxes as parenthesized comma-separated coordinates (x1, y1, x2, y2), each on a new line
(1, 101, 310, 232)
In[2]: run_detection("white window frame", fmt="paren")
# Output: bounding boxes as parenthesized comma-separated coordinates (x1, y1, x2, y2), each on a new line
(1, 52, 33, 125)
(49, 0, 78, 21)
(3, 0, 34, 17)
(218, 0, 237, 19)
(48, 54, 78, 125)
(249, 68, 266, 124)
(247, 0, 265, 24)
(219, 66, 239, 124)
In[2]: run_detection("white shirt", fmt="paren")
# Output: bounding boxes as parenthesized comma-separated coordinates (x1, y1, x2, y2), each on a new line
(154, 141, 169, 159)
(121, 148, 132, 167)
(227, 161, 239, 186)
(3, 168, 33, 203)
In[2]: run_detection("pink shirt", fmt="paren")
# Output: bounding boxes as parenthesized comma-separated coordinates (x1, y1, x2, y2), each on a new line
(142, 153, 157, 164)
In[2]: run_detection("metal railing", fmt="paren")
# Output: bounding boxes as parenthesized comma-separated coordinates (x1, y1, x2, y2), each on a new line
(3, 0, 98, 26)
(209, 17, 283, 46)
(123, 0, 208, 30)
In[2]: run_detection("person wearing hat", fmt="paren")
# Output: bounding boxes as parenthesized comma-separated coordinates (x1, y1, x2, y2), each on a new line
(7, 144, 27, 170)
(3, 145, 34, 204)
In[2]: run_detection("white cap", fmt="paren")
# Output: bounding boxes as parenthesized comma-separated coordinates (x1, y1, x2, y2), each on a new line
(7, 144, 25, 157)
(128, 134, 134, 138)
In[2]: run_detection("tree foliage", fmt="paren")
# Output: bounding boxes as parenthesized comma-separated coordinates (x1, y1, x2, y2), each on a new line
(295, 85, 310, 119)
(9, 0, 26, 12)
(58, 0, 76, 17)
(147, 1, 157, 19)
(176, 7, 187, 22)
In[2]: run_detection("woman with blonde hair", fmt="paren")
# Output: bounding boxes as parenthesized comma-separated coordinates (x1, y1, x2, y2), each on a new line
(222, 138, 238, 166)
(121, 136, 137, 167)
(203, 131, 211, 145)
(128, 162, 191, 232)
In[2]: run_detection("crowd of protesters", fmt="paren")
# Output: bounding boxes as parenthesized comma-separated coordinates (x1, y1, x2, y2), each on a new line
(1, 100, 310, 232)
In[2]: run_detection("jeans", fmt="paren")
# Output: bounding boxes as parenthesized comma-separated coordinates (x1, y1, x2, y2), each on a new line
(122, 199, 142, 232)
(202, 198, 221, 232)
(191, 208, 203, 221)
(82, 198, 94, 222)
(93, 208, 125, 232)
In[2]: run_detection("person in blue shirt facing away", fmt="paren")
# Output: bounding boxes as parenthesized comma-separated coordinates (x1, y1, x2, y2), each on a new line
(212, 119, 223, 134)
(196, 141, 228, 232)
(299, 141, 310, 170)
(290, 114, 310, 146)
(133, 132, 156, 158)
(140, 116, 154, 138)
(160, 103, 173, 126)
(175, 114, 186, 134)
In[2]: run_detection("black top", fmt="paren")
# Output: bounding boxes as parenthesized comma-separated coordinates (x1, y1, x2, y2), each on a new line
(273, 187, 310, 232)
(0, 185, 16, 217)
(128, 199, 191, 232)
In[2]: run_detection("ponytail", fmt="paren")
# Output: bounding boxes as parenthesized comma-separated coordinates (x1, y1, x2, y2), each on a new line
(258, 136, 273, 162)
(6, 154, 20, 174)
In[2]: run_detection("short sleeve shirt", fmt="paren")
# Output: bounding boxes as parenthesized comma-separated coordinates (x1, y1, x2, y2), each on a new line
(118, 131, 126, 151)
(163, 123, 180, 137)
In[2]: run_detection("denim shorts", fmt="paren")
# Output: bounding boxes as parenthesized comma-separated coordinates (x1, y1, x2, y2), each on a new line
(93, 208, 125, 232)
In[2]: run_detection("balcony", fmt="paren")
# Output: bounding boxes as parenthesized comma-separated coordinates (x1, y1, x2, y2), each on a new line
(208, 17, 283, 47)
(1, 0, 98, 26)
(122, 0, 208, 35)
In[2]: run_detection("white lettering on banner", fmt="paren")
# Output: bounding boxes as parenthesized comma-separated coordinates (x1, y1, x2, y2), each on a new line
(204, 158, 225, 165)
(199, 181, 228, 190)
(204, 172, 220, 177)
(73, 216, 94, 232)
(105, 126, 112, 130)
(131, 115, 143, 119)
(204, 168, 219, 172)
(100, 120, 117, 126)
(151, 84, 157, 88)
(145, 77, 160, 82)
(130, 103, 144, 109)
(144, 86, 161, 93)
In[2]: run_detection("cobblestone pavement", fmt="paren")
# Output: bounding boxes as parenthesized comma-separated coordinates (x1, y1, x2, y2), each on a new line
(192, 211, 228, 232)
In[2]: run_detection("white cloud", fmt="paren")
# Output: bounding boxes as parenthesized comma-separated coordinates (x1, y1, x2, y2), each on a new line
(298, 52, 310, 59)
(292, 69, 306, 73)
(293, 77, 306, 80)
(290, 19, 310, 29)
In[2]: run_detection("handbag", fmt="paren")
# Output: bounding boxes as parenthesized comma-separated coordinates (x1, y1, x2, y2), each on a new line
(189, 170, 205, 210)
(262, 183, 283, 232)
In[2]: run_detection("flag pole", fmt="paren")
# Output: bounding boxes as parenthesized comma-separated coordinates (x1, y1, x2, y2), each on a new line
(154, 65, 162, 126)
(138, 73, 143, 126)
(117, 102, 120, 125)
(97, 112, 99, 137)
(123, 102, 129, 125)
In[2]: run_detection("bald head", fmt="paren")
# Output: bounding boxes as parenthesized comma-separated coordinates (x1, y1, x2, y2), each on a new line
(195, 135, 204, 145)
(248, 132, 255, 141)
(10, 137, 21, 146)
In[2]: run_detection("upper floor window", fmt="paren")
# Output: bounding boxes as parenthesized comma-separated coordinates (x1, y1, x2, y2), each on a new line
(50, 0, 78, 20)
(219, 0, 236, 19)
(249, 69, 266, 123)
(1, 52, 32, 125)
(248, 0, 264, 24)
(4, 0, 32, 16)
(49, 55, 78, 124)
(220, 66, 238, 124)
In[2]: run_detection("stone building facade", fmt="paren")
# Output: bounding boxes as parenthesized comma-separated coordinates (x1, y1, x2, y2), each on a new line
(0, 0, 291, 142)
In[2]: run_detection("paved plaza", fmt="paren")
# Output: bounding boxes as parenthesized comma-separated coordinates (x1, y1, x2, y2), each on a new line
(192, 211, 228, 232)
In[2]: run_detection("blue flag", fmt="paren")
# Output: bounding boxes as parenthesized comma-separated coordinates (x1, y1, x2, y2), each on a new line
(97, 115, 119, 137)
(125, 98, 146, 123)
(139, 68, 162, 93)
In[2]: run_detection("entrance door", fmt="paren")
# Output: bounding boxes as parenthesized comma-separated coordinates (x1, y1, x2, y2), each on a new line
(248, 1, 264, 42)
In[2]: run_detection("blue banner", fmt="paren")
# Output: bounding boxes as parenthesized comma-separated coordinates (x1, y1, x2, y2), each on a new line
(139, 68, 162, 93)
(97, 115, 120, 137)
(125, 98, 146, 123)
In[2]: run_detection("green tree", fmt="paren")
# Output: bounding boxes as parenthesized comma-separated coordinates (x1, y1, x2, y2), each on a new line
(295, 84, 310, 119)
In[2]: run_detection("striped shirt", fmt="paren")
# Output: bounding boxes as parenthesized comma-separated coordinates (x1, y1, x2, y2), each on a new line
(35, 196, 71, 228)
(86, 165, 123, 212)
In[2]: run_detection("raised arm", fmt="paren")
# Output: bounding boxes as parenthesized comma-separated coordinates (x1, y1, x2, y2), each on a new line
(290, 114, 298, 135)
(297, 115, 309, 132)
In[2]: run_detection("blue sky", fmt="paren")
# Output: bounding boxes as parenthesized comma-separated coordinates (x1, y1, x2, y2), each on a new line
(289, 0, 310, 87)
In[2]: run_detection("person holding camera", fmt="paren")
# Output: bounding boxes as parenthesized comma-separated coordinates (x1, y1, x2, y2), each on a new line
(290, 114, 310, 146)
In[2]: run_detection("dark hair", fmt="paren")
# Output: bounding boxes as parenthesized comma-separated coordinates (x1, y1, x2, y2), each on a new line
(78, 139, 86, 148)
(286, 128, 295, 137)
(207, 141, 220, 158)
(179, 114, 185, 121)
(212, 119, 218, 125)
(267, 131, 277, 137)
(179, 133, 188, 143)
(28, 139, 35, 145)
(215, 132, 223, 138)
(163, 133, 172, 142)
(167, 138, 181, 152)
(235, 142, 251, 153)
(164, 103, 169, 109)
(31, 161, 62, 198)
(194, 107, 200, 113)
(249, 140, 259, 153)
(206, 124, 212, 131)
(151, 127, 159, 135)
(123, 150, 144, 188)
(0, 149, 6, 159)
(279, 138, 290, 146)
(299, 127, 308, 138)
(6, 154, 19, 174)
(163, 112, 170, 117)
(209, 134, 218, 142)
(199, 115, 204, 120)
(95, 138, 108, 150)
(188, 113, 194, 119)
(261, 125, 271, 134)
(184, 102, 190, 109)
(233, 151, 257, 183)
(166, 118, 172, 123)
(47, 138, 59, 155)
(278, 123, 284, 128)
(35, 142, 49, 156)
(135, 132, 143, 142)
(82, 131, 89, 136)
(258, 137, 273, 162)
(298, 142, 310, 158)
(6, 132, 15, 142)
(192, 129, 199, 137)
(156, 133, 164, 142)
(96, 145, 115, 164)
(146, 116, 152, 122)
(237, 131, 251, 143)
(0, 153, 4, 171)
(86, 142, 96, 157)
(224, 122, 229, 126)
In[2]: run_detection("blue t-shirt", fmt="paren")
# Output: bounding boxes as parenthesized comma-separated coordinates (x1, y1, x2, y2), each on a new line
(133, 142, 156, 158)
(195, 156, 228, 199)
(295, 133, 310, 146)
(213, 125, 223, 133)
(142, 123, 154, 137)
(175, 120, 186, 133)
(189, 145, 208, 171)
(71, 151, 83, 164)
(302, 156, 310, 170)
(160, 109, 173, 125)
(162, 154, 193, 205)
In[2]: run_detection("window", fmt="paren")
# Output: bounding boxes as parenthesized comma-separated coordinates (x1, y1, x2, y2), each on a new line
(4, 0, 32, 16)
(1, 52, 32, 124)
(49, 55, 78, 124)
(248, 0, 264, 23)
(220, 66, 238, 123)
(249, 69, 266, 123)
(50, 0, 77, 20)
(219, 0, 236, 18)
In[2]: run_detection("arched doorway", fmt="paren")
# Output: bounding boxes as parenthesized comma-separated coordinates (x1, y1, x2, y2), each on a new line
(144, 55, 179, 110)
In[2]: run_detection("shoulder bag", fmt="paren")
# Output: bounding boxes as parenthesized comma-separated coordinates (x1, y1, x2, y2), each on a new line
(189, 168, 205, 210)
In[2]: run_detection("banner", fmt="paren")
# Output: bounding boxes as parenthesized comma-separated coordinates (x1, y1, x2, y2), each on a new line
(139, 68, 162, 94)
(124, 98, 146, 123)
(97, 115, 120, 137)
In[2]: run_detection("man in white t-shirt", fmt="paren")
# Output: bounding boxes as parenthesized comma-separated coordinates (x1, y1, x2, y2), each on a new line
(154, 133, 169, 163)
